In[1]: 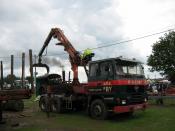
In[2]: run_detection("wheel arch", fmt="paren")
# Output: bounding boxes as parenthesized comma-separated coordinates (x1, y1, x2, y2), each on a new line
(87, 95, 105, 108)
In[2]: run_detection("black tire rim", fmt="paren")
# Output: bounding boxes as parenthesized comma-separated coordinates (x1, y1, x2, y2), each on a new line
(41, 103, 45, 110)
(40, 100, 46, 110)
(52, 102, 57, 112)
(93, 104, 103, 117)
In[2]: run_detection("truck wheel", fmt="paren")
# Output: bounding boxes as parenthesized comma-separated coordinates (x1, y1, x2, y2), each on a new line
(14, 100, 24, 111)
(4, 100, 24, 111)
(90, 99, 108, 120)
(51, 98, 62, 113)
(39, 96, 47, 112)
(123, 111, 133, 117)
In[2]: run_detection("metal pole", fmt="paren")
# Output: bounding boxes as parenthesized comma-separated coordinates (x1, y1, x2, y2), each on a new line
(34, 55, 37, 86)
(22, 53, 25, 89)
(29, 49, 34, 91)
(0, 61, 3, 90)
(68, 71, 71, 83)
(11, 55, 14, 88)
(11, 55, 14, 76)
(62, 70, 65, 82)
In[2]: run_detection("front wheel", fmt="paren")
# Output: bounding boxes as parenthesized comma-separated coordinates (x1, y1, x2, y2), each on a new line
(51, 97, 62, 113)
(122, 111, 134, 117)
(90, 99, 108, 120)
(39, 96, 47, 112)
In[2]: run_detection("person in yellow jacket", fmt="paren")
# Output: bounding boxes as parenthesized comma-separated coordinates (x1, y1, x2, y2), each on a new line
(81, 48, 94, 61)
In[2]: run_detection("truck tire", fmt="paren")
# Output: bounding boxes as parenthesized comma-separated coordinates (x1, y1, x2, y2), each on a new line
(123, 111, 133, 117)
(39, 96, 47, 112)
(51, 97, 62, 113)
(4, 100, 24, 111)
(14, 100, 24, 111)
(90, 99, 108, 120)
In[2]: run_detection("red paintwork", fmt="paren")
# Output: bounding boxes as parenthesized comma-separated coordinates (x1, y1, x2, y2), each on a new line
(74, 80, 147, 94)
(113, 103, 147, 113)
(0, 89, 31, 101)
(87, 80, 148, 87)
(166, 86, 175, 95)
(73, 85, 86, 94)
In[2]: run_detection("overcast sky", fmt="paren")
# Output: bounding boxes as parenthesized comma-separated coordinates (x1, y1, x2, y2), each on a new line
(0, 0, 175, 81)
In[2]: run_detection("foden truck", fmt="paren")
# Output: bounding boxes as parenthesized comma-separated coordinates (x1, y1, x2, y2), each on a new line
(34, 27, 148, 119)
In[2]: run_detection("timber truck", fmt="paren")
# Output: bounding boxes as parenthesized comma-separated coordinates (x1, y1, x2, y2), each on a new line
(34, 27, 148, 119)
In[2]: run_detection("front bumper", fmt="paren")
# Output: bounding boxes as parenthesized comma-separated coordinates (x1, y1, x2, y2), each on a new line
(113, 102, 147, 113)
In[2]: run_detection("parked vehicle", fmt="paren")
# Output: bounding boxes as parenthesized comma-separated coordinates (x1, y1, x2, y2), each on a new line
(34, 27, 148, 119)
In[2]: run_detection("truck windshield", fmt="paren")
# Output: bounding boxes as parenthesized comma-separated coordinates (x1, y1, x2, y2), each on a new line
(116, 62, 144, 76)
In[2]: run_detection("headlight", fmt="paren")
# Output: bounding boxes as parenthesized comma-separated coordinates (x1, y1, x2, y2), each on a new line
(121, 100, 126, 105)
(144, 98, 147, 102)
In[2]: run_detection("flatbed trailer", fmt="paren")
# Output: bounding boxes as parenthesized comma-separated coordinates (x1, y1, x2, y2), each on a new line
(0, 89, 31, 101)
(0, 89, 32, 123)
(0, 50, 34, 123)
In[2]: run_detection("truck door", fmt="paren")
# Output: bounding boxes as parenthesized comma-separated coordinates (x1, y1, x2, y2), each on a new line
(88, 63, 99, 81)
(88, 61, 114, 81)
(99, 61, 114, 81)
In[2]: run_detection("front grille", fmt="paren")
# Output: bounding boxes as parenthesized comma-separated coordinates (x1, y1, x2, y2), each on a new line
(127, 86, 144, 104)
(129, 93, 144, 104)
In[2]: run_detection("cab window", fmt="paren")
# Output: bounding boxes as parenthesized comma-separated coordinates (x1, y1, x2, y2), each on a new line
(100, 62, 113, 76)
(99, 62, 113, 80)
(89, 63, 98, 77)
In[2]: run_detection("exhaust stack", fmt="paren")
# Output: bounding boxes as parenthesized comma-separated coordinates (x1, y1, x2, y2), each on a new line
(61, 66, 65, 82)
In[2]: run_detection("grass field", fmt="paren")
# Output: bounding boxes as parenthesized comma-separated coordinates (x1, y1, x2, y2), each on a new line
(1, 97, 175, 131)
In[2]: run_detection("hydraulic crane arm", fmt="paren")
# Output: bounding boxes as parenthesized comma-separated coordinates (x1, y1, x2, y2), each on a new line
(35, 27, 93, 84)
(33, 29, 55, 74)
(52, 28, 82, 65)
(38, 30, 53, 64)
(38, 28, 82, 65)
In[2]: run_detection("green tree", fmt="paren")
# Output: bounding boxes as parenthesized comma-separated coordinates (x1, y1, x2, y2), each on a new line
(147, 31, 175, 83)
(5, 74, 17, 84)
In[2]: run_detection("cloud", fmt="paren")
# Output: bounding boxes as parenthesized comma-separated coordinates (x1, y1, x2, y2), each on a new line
(1, 0, 174, 79)
(0, 0, 124, 77)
